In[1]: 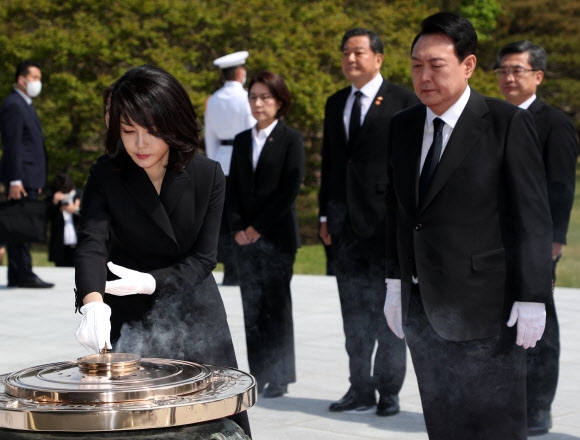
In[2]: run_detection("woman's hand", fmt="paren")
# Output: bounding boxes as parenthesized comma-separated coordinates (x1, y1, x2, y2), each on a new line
(75, 301, 112, 353)
(105, 262, 156, 296)
(244, 226, 261, 243)
(235, 227, 261, 246)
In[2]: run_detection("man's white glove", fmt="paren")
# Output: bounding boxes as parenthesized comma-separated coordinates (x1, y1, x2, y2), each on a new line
(384, 278, 405, 339)
(105, 261, 156, 296)
(75, 302, 112, 353)
(507, 301, 546, 349)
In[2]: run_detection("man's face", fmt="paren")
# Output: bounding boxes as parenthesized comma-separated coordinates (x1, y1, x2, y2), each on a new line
(411, 33, 475, 115)
(497, 52, 544, 106)
(341, 35, 383, 89)
(17, 66, 42, 96)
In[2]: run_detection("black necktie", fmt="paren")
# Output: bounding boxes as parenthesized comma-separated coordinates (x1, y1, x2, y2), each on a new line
(419, 117, 444, 206)
(348, 91, 363, 147)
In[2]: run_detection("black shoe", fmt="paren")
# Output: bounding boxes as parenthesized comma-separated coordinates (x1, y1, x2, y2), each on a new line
(528, 409, 552, 436)
(376, 394, 400, 416)
(10, 277, 54, 288)
(329, 388, 376, 413)
(263, 382, 288, 398)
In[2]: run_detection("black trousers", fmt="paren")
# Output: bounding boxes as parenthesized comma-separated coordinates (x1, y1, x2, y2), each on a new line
(332, 227, 406, 399)
(405, 284, 527, 440)
(6, 188, 38, 285)
(526, 257, 560, 415)
(236, 239, 296, 387)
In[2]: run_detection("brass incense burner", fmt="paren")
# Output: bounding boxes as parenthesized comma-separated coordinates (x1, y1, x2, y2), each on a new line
(0, 353, 255, 433)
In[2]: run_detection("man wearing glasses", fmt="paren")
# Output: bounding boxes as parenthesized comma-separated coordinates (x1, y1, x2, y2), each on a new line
(496, 40, 579, 436)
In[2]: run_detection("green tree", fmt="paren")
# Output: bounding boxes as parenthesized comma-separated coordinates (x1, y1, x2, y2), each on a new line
(0, 0, 578, 245)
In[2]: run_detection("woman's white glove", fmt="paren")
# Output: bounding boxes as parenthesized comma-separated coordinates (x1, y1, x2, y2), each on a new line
(75, 302, 112, 353)
(384, 278, 405, 339)
(105, 261, 156, 296)
(507, 301, 546, 349)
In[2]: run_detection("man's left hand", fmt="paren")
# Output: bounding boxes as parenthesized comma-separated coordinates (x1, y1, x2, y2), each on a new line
(507, 301, 546, 349)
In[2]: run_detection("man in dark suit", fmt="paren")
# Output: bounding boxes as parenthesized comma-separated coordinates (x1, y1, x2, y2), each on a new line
(0, 60, 53, 288)
(497, 40, 579, 436)
(318, 28, 418, 416)
(384, 13, 553, 439)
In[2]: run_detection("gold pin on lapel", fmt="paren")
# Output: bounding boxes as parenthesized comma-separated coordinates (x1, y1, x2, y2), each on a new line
(375, 96, 383, 105)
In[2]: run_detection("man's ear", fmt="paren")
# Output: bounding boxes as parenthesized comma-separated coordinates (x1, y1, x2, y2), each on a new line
(463, 54, 477, 79)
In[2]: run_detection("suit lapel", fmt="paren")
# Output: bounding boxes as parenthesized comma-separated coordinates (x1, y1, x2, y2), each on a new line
(420, 91, 490, 211)
(527, 97, 543, 115)
(336, 89, 350, 148)
(122, 158, 177, 243)
(359, 80, 388, 132)
(396, 106, 425, 215)
(160, 168, 191, 217)
(255, 122, 284, 174)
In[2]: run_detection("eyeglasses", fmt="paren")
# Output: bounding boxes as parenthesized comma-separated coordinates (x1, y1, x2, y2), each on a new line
(494, 66, 539, 77)
(249, 94, 274, 103)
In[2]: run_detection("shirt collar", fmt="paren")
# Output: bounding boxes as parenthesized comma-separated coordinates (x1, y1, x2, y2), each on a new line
(14, 86, 32, 105)
(518, 94, 537, 110)
(252, 119, 278, 139)
(426, 86, 471, 130)
(351, 73, 383, 99)
(223, 80, 245, 90)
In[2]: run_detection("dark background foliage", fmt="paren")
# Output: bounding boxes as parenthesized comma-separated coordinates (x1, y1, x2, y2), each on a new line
(1, 0, 578, 242)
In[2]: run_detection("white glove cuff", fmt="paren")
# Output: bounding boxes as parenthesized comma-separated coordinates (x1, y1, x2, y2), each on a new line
(80, 301, 111, 317)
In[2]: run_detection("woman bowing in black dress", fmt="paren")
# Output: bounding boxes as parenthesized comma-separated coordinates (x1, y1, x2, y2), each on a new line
(229, 71, 305, 398)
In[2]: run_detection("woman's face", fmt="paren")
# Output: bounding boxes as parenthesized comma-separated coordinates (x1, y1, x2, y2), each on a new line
(120, 119, 169, 174)
(249, 82, 281, 129)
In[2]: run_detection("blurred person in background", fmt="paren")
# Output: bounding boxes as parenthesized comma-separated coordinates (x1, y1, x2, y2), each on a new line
(205, 51, 256, 286)
(496, 40, 579, 436)
(0, 60, 53, 288)
(47, 172, 81, 267)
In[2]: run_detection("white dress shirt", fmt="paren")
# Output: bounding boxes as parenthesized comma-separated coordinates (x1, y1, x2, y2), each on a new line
(251, 120, 278, 170)
(343, 73, 383, 140)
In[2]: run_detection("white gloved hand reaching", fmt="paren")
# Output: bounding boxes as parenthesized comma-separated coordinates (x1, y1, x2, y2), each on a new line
(75, 302, 112, 353)
(105, 261, 156, 296)
(384, 278, 405, 339)
(507, 301, 546, 349)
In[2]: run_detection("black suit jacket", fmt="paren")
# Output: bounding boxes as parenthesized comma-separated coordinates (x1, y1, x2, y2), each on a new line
(75, 152, 225, 300)
(74, 153, 238, 365)
(319, 78, 418, 239)
(0, 90, 47, 189)
(528, 98, 579, 244)
(228, 121, 305, 252)
(386, 90, 553, 341)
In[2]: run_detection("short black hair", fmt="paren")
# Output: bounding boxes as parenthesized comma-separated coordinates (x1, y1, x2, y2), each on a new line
(102, 84, 114, 116)
(106, 65, 200, 171)
(411, 12, 477, 62)
(496, 40, 547, 71)
(248, 71, 292, 119)
(221, 66, 242, 81)
(15, 60, 41, 83)
(341, 28, 384, 55)
(52, 172, 74, 194)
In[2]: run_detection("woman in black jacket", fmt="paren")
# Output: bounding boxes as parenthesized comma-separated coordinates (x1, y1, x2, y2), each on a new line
(229, 71, 305, 398)
(73, 65, 250, 436)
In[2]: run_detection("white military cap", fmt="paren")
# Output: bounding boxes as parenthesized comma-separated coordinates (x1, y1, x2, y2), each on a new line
(213, 51, 249, 69)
